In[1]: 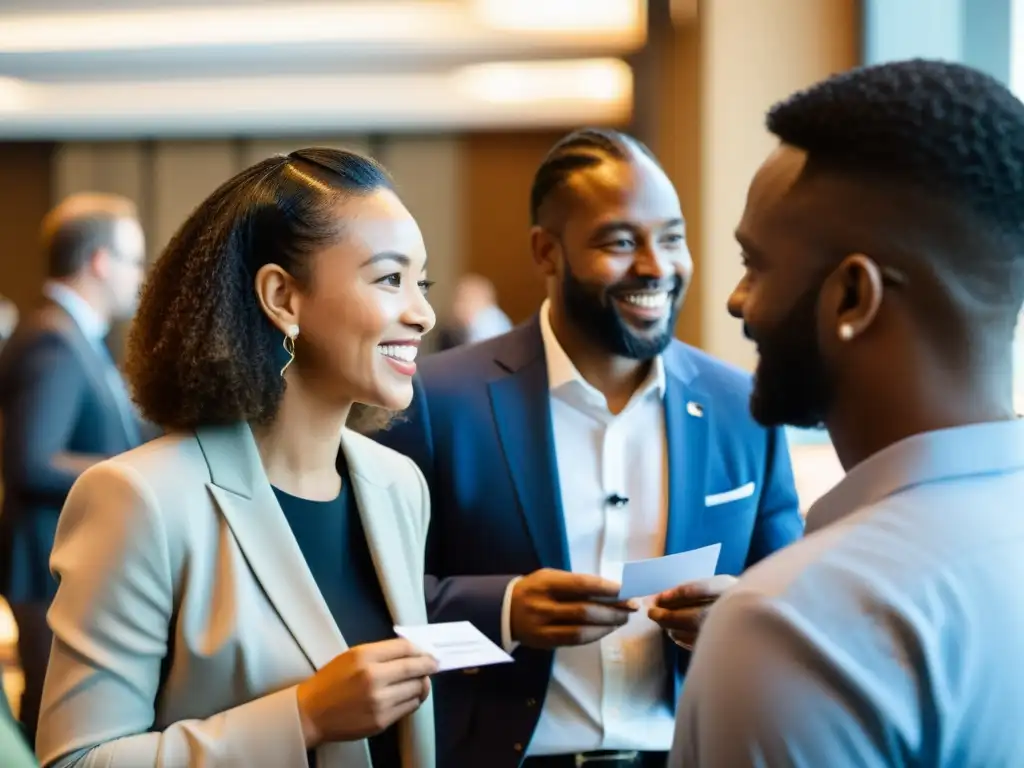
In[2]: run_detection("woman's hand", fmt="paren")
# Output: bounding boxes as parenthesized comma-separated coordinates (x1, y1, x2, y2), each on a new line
(296, 638, 438, 748)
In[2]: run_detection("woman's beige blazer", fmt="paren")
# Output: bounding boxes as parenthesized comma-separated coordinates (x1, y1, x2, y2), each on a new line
(36, 421, 435, 768)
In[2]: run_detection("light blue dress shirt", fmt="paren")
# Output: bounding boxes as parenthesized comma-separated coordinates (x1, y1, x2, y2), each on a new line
(671, 419, 1024, 767)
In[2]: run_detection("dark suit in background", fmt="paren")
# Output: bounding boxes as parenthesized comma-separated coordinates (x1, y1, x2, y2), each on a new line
(372, 319, 804, 767)
(0, 298, 143, 742)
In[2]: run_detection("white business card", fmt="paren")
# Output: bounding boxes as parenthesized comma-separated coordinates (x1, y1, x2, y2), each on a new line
(394, 621, 514, 673)
(618, 543, 722, 599)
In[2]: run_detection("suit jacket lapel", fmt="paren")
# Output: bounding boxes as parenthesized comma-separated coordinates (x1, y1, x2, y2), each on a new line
(342, 431, 425, 629)
(663, 345, 710, 555)
(197, 422, 345, 671)
(488, 320, 570, 570)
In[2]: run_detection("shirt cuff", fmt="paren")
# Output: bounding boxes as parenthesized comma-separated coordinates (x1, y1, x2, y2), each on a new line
(500, 576, 523, 654)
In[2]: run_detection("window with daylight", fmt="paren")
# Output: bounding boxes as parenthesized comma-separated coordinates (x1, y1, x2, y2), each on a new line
(1013, 0, 1024, 413)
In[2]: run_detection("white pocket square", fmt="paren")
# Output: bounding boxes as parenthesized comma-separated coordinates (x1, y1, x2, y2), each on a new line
(705, 481, 756, 507)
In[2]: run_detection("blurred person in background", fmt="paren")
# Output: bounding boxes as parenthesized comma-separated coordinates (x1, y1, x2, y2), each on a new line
(373, 128, 802, 768)
(0, 294, 18, 346)
(435, 273, 512, 351)
(0, 193, 147, 744)
(672, 60, 1024, 767)
(36, 149, 438, 768)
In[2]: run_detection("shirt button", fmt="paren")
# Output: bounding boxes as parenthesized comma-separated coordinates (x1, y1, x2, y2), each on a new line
(525, 698, 536, 707)
(514, 743, 523, 752)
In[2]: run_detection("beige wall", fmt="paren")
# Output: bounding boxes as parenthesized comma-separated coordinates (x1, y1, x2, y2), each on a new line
(697, 0, 860, 369)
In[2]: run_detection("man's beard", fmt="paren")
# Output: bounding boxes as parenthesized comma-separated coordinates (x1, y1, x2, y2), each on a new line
(748, 281, 835, 429)
(561, 260, 683, 360)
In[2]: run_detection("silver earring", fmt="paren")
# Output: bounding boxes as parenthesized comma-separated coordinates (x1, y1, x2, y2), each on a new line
(280, 324, 299, 378)
(838, 323, 854, 341)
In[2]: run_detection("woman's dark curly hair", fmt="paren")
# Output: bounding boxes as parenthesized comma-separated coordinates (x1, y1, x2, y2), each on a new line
(126, 147, 397, 434)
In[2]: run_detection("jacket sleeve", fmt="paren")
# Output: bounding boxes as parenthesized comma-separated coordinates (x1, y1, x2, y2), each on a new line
(746, 426, 804, 567)
(2, 332, 94, 504)
(37, 461, 310, 768)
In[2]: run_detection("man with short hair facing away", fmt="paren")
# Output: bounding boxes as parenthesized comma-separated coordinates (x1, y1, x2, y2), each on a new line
(672, 59, 1024, 767)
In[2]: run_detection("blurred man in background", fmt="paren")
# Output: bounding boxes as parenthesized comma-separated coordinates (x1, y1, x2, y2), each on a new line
(0, 295, 18, 348)
(436, 273, 512, 351)
(0, 192, 148, 743)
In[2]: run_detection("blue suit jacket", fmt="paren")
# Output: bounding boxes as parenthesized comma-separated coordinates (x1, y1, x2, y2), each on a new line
(370, 318, 803, 767)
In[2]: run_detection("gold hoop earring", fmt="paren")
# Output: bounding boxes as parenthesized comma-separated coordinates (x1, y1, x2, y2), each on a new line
(280, 325, 299, 378)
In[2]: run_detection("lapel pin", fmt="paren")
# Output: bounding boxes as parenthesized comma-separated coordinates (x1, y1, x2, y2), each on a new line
(686, 401, 704, 418)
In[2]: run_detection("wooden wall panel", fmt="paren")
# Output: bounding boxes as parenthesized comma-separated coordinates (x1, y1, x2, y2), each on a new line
(459, 131, 565, 325)
(631, 1, 704, 348)
(239, 136, 371, 167)
(0, 143, 55, 311)
(150, 140, 242, 254)
(383, 136, 462, 336)
(52, 142, 147, 208)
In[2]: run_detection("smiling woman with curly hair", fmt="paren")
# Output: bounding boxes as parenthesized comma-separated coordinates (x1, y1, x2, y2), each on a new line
(36, 148, 440, 768)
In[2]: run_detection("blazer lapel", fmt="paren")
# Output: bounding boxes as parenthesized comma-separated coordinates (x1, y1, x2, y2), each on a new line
(663, 346, 710, 555)
(340, 432, 433, 768)
(197, 423, 345, 671)
(342, 432, 425, 628)
(487, 321, 570, 570)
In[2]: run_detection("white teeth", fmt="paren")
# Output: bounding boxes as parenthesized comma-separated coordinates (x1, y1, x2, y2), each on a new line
(621, 292, 668, 309)
(377, 344, 418, 363)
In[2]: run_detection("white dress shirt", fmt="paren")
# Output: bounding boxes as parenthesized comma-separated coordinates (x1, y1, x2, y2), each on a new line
(44, 281, 108, 342)
(501, 299, 675, 755)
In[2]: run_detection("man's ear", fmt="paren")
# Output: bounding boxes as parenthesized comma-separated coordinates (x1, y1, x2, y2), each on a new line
(88, 248, 112, 280)
(822, 253, 884, 342)
(530, 226, 560, 278)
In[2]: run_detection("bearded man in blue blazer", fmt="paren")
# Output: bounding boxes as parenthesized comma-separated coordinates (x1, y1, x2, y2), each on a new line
(371, 128, 804, 768)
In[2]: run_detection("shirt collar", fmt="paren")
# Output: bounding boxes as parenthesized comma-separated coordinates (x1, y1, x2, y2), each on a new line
(43, 281, 108, 342)
(806, 419, 1024, 533)
(538, 298, 666, 401)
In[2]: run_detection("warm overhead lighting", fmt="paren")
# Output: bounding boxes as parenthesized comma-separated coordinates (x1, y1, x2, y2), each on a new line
(0, 77, 30, 111)
(455, 58, 632, 104)
(0, 2, 453, 53)
(473, 0, 644, 32)
(0, 0, 645, 54)
(0, 59, 633, 138)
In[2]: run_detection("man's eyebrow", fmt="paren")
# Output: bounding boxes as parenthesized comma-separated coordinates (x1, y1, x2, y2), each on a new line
(590, 218, 686, 238)
(735, 230, 762, 256)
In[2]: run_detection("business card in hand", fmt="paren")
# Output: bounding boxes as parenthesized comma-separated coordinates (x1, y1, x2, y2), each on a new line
(394, 621, 514, 673)
(617, 543, 722, 600)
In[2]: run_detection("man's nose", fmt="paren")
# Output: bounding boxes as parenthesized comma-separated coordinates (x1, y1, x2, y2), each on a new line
(727, 280, 747, 319)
